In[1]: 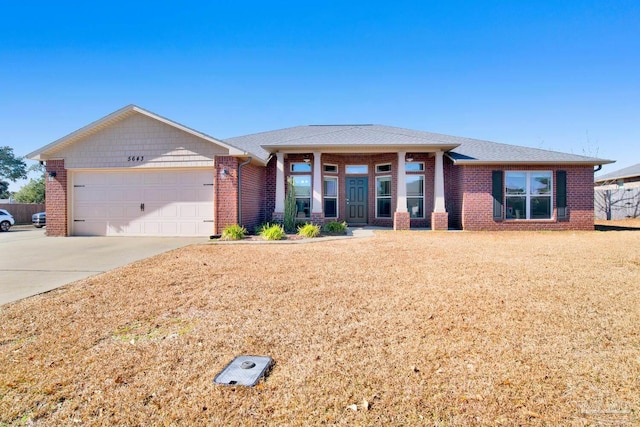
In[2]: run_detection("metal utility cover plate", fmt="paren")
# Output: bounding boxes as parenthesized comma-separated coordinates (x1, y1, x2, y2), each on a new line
(213, 355, 272, 386)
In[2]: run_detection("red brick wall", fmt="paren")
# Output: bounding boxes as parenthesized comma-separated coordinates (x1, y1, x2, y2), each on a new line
(265, 157, 277, 220)
(444, 157, 462, 229)
(460, 165, 595, 231)
(214, 157, 238, 234)
(45, 160, 68, 236)
(240, 162, 266, 232)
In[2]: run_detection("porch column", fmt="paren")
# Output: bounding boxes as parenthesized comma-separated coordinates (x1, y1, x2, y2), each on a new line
(434, 151, 446, 212)
(394, 151, 410, 230)
(396, 151, 407, 212)
(274, 152, 285, 221)
(311, 151, 324, 224)
(431, 150, 449, 230)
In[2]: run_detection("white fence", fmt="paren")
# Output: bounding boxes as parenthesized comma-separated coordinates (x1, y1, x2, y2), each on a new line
(594, 182, 640, 220)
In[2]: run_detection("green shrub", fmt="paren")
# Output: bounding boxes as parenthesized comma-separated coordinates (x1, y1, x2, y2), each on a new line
(260, 223, 286, 240)
(221, 224, 247, 240)
(322, 221, 348, 234)
(298, 223, 321, 238)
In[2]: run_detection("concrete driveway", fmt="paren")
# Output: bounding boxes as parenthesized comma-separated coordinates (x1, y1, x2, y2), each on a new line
(0, 227, 203, 305)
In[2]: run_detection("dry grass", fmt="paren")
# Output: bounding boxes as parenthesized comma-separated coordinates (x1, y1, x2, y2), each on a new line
(1, 227, 640, 426)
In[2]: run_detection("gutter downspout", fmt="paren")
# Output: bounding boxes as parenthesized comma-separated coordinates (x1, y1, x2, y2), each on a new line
(594, 164, 603, 173)
(237, 156, 252, 226)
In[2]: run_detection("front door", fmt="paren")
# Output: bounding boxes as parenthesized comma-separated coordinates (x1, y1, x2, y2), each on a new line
(346, 177, 368, 223)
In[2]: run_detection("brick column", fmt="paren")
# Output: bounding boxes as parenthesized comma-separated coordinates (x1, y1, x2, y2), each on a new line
(45, 160, 68, 236)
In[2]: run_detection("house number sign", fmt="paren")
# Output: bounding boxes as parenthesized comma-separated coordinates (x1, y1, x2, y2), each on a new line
(128, 156, 144, 162)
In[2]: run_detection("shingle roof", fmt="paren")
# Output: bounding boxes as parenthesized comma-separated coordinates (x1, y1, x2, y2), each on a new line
(224, 124, 612, 165)
(595, 163, 640, 182)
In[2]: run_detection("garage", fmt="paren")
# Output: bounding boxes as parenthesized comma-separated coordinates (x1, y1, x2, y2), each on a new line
(72, 169, 214, 237)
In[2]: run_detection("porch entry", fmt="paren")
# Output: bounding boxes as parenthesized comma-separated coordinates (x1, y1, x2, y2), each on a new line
(345, 177, 368, 223)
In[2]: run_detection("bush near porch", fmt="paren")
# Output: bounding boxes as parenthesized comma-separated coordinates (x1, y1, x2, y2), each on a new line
(1, 228, 639, 425)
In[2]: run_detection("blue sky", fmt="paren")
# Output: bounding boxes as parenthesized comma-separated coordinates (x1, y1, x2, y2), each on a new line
(1, 1, 639, 190)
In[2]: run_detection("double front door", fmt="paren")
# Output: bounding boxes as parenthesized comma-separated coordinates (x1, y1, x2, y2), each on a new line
(345, 177, 367, 223)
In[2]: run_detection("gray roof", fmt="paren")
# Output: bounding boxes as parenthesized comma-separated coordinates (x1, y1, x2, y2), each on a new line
(595, 162, 640, 182)
(224, 124, 612, 165)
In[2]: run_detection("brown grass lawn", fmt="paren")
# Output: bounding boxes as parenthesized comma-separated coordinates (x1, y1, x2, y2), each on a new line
(1, 226, 640, 426)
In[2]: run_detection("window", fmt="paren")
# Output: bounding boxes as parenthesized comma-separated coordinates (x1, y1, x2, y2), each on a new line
(346, 165, 368, 174)
(291, 162, 311, 173)
(376, 163, 391, 173)
(324, 177, 338, 218)
(292, 175, 311, 218)
(376, 176, 392, 218)
(406, 175, 424, 218)
(505, 171, 552, 219)
(405, 162, 424, 172)
(323, 164, 338, 173)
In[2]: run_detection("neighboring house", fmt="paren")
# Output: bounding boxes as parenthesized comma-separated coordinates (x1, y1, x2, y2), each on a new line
(594, 163, 640, 220)
(27, 105, 613, 237)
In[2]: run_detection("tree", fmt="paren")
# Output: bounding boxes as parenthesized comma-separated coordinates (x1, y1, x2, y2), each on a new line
(0, 146, 27, 181)
(0, 146, 27, 197)
(0, 181, 9, 199)
(12, 163, 45, 203)
(13, 178, 45, 203)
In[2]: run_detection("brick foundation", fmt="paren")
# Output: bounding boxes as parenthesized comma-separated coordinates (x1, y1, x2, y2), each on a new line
(310, 212, 325, 225)
(393, 211, 410, 230)
(431, 211, 449, 230)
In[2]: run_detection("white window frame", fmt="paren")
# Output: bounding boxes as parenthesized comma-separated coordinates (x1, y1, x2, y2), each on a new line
(323, 176, 338, 218)
(292, 175, 312, 218)
(375, 163, 392, 174)
(290, 162, 312, 173)
(405, 162, 425, 172)
(406, 174, 425, 219)
(346, 165, 368, 174)
(323, 163, 338, 174)
(505, 170, 553, 220)
(376, 175, 392, 218)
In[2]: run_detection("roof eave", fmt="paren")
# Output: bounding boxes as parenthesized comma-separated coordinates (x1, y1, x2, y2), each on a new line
(451, 159, 616, 166)
(261, 144, 460, 153)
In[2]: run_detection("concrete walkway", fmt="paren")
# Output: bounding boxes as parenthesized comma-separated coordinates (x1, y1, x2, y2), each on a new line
(0, 227, 203, 305)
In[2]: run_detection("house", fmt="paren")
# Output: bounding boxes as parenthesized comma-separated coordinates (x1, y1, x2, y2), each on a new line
(27, 105, 613, 237)
(594, 163, 640, 220)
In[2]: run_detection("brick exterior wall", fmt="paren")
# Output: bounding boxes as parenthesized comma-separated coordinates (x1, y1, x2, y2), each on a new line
(393, 211, 410, 230)
(460, 165, 595, 231)
(239, 162, 266, 233)
(214, 157, 238, 234)
(444, 157, 462, 229)
(45, 160, 68, 236)
(265, 156, 277, 221)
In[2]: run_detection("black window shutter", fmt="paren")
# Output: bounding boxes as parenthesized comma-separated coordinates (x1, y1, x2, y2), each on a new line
(557, 170, 567, 219)
(492, 170, 503, 220)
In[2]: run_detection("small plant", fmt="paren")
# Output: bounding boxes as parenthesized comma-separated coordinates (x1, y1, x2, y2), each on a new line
(221, 224, 247, 240)
(322, 221, 348, 234)
(260, 223, 286, 240)
(298, 223, 321, 238)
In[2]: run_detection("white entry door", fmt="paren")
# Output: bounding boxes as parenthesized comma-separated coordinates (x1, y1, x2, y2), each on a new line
(72, 169, 214, 236)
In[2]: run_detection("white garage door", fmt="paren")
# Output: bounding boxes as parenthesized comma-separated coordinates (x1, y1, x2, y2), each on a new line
(72, 169, 214, 237)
